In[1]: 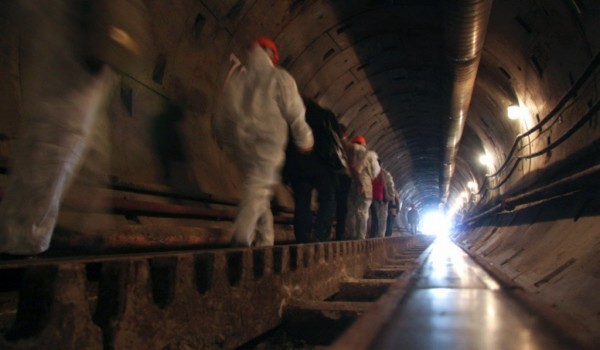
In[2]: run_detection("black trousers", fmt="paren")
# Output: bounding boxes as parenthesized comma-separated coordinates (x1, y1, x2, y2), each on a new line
(334, 173, 352, 240)
(385, 209, 396, 237)
(290, 158, 336, 243)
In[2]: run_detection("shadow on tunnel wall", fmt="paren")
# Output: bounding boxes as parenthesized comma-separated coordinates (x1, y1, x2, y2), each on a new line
(150, 101, 200, 197)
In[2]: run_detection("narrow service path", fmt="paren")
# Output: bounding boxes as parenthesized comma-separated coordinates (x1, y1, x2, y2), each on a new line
(372, 236, 572, 350)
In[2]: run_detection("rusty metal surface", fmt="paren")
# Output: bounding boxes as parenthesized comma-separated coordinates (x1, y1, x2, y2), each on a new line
(0, 237, 429, 349)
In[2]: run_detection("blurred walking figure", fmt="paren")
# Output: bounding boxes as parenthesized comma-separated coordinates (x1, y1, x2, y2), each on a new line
(334, 124, 352, 241)
(385, 188, 400, 237)
(345, 135, 380, 240)
(217, 37, 313, 247)
(0, 0, 150, 255)
(370, 166, 396, 238)
(369, 166, 386, 237)
(407, 205, 420, 235)
(283, 99, 346, 243)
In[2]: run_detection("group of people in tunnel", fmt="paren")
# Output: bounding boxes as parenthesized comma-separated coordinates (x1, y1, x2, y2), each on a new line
(0, 23, 407, 255)
(217, 36, 402, 247)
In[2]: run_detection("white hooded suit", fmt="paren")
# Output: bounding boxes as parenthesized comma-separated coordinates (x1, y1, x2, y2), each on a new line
(345, 143, 380, 240)
(217, 43, 313, 246)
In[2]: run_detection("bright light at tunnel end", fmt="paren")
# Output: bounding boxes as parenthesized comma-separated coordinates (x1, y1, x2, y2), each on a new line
(421, 210, 454, 238)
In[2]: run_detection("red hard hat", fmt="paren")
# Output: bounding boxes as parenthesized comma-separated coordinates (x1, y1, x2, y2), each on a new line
(255, 36, 279, 65)
(352, 135, 367, 145)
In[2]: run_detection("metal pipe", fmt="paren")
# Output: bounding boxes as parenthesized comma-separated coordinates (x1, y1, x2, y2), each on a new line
(440, 0, 493, 203)
(480, 99, 600, 195)
(486, 52, 600, 179)
(465, 163, 600, 223)
(0, 186, 294, 224)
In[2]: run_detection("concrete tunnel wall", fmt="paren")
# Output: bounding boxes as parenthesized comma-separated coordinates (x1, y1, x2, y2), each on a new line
(0, 0, 599, 345)
(455, 2, 600, 344)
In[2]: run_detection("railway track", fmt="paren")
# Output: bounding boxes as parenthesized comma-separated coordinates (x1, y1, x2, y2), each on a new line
(242, 242, 432, 349)
(0, 171, 435, 348)
(0, 235, 433, 349)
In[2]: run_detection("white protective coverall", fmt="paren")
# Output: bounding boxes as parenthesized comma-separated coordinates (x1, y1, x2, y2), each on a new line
(217, 43, 314, 247)
(0, 0, 123, 255)
(0, 0, 150, 255)
(345, 143, 380, 240)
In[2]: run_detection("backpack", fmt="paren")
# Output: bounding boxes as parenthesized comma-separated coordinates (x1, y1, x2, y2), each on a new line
(305, 101, 348, 171)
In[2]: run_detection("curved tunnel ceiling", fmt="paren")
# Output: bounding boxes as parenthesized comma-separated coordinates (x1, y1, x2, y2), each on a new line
(176, 0, 597, 213)
(279, 1, 445, 209)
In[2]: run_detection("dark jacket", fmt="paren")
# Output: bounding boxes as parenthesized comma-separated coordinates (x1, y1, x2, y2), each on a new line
(283, 100, 347, 181)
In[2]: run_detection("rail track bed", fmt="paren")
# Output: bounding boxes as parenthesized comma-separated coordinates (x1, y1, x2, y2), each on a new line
(0, 236, 433, 349)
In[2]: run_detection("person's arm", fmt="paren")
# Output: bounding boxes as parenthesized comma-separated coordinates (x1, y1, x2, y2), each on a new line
(383, 171, 395, 202)
(371, 153, 381, 179)
(346, 144, 365, 193)
(277, 71, 313, 151)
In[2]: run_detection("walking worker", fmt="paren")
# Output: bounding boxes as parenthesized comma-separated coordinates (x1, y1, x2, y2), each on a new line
(370, 166, 386, 237)
(382, 168, 396, 236)
(283, 99, 346, 243)
(0, 0, 150, 255)
(216, 36, 314, 247)
(385, 188, 400, 237)
(334, 124, 352, 241)
(407, 205, 420, 235)
(344, 135, 380, 240)
(371, 166, 395, 238)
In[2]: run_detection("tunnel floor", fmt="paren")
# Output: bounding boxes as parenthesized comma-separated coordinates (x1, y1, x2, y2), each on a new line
(355, 237, 575, 349)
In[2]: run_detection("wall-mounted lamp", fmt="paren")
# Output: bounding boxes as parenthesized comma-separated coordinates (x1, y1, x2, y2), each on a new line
(479, 154, 493, 167)
(507, 104, 529, 120)
(467, 181, 477, 191)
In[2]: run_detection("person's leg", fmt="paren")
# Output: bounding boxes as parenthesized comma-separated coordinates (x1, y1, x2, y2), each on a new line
(313, 167, 335, 241)
(385, 209, 395, 237)
(410, 223, 416, 235)
(369, 204, 378, 238)
(345, 189, 359, 240)
(291, 179, 313, 243)
(254, 204, 274, 247)
(231, 184, 271, 247)
(335, 174, 351, 240)
(356, 197, 372, 240)
(376, 202, 388, 237)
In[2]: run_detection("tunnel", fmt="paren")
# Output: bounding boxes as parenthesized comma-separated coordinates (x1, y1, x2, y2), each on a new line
(0, 0, 598, 349)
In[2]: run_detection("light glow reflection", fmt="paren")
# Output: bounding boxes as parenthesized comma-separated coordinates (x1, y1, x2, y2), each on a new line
(467, 181, 477, 191)
(479, 154, 493, 167)
(507, 104, 530, 121)
(421, 210, 453, 237)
